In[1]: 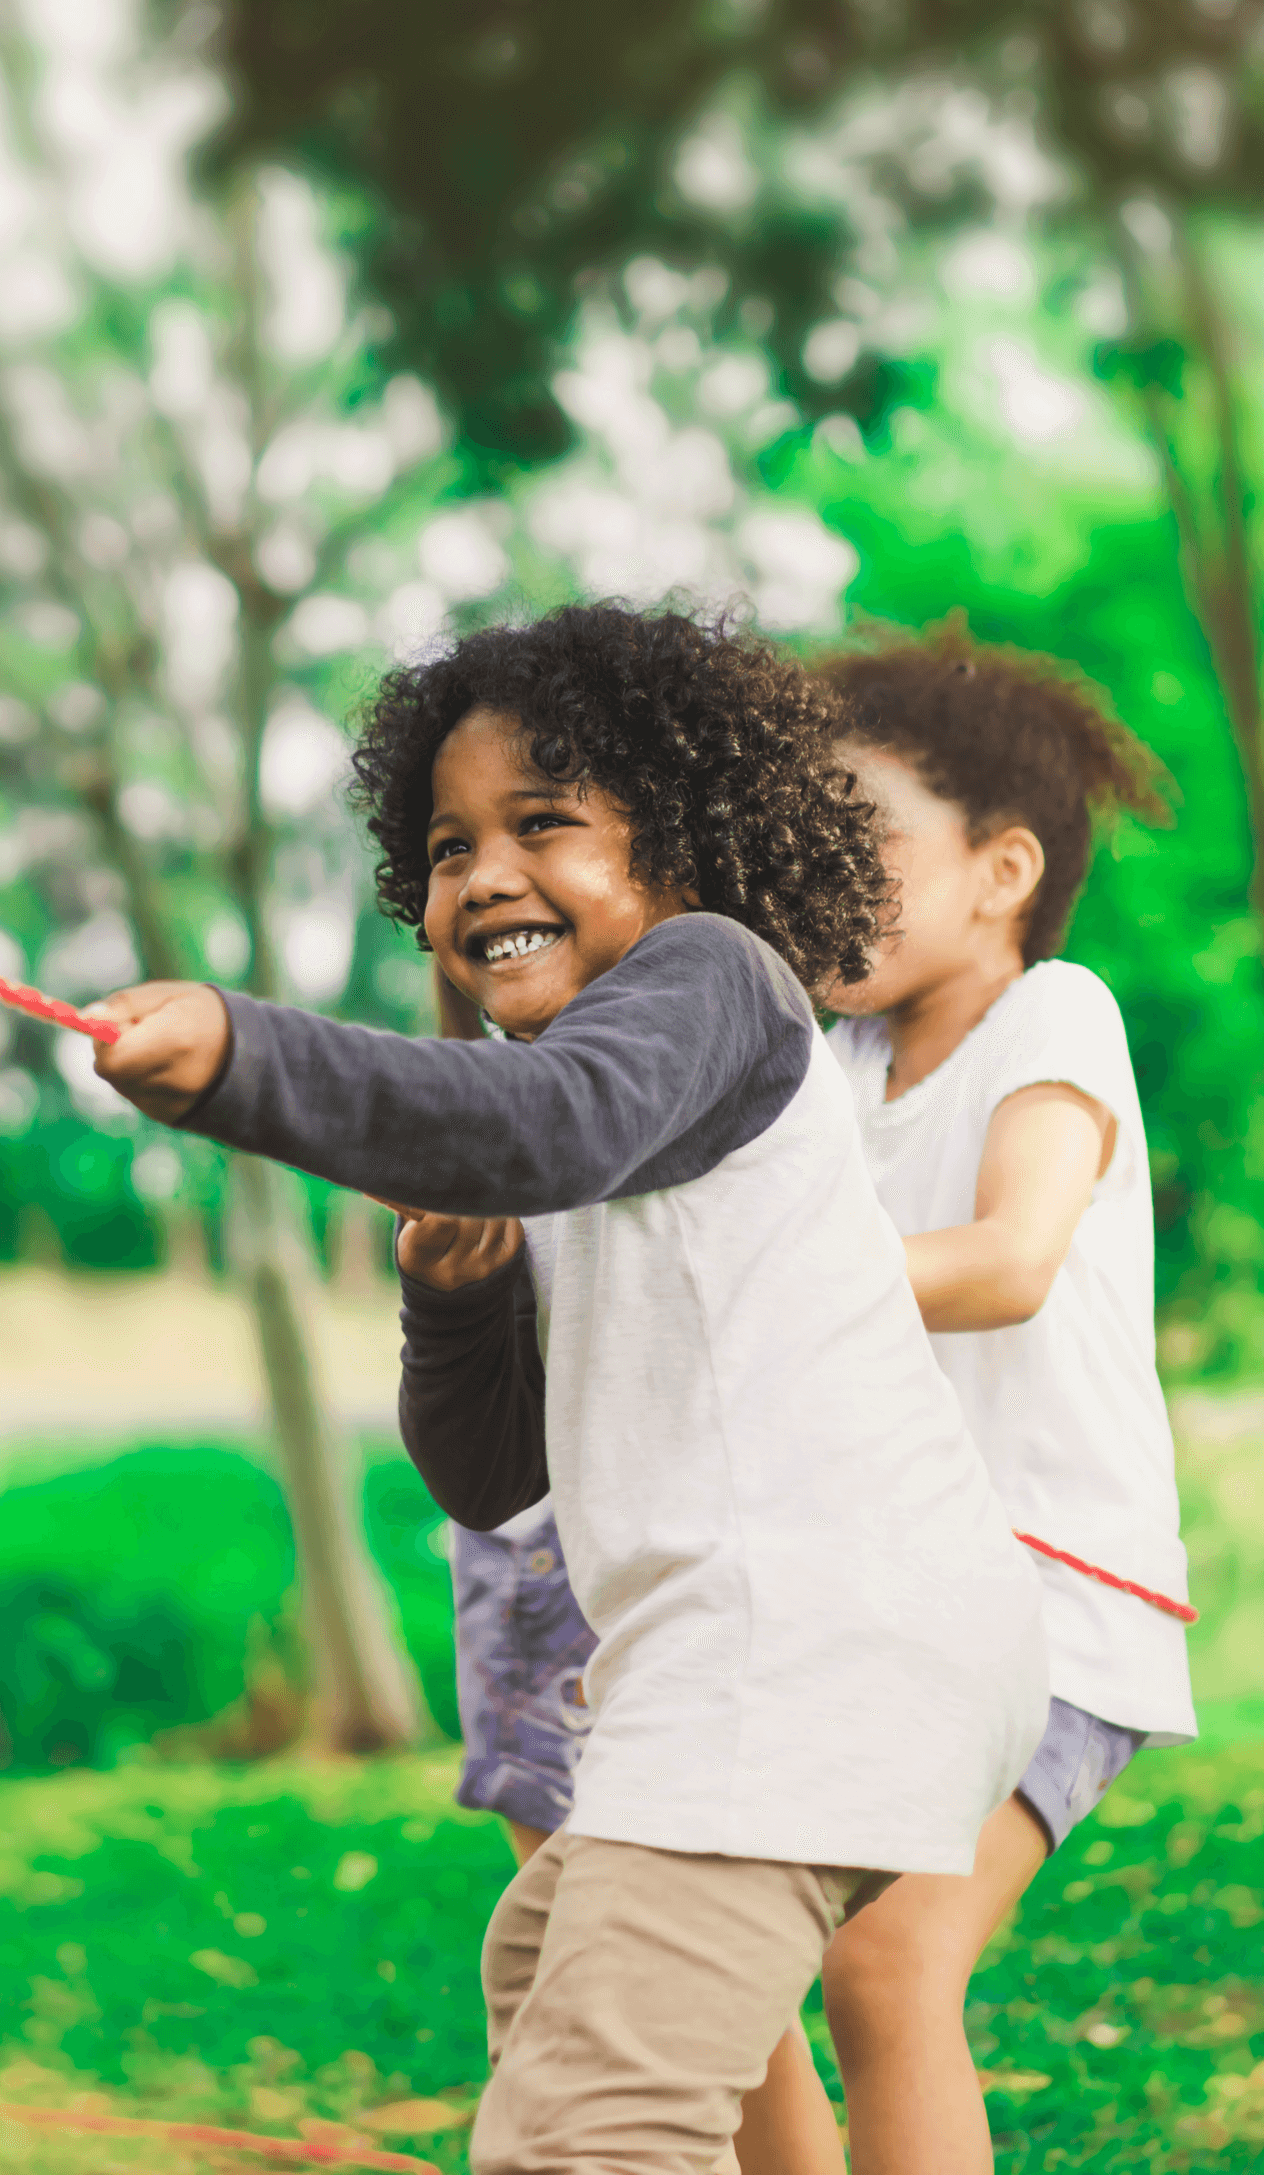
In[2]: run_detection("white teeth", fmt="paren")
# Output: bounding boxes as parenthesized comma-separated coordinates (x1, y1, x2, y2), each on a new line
(481, 929, 560, 964)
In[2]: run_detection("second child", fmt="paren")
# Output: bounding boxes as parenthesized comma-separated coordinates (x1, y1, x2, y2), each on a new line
(811, 631, 1197, 2175)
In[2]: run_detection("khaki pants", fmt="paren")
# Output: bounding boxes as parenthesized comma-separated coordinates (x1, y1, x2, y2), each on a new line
(471, 1828, 889, 2175)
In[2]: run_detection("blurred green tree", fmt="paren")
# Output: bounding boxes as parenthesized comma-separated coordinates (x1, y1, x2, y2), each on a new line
(3, 0, 1263, 1458)
(0, 9, 471, 1753)
(218, 0, 1264, 911)
(214, 5, 1262, 437)
(213, 0, 1264, 1340)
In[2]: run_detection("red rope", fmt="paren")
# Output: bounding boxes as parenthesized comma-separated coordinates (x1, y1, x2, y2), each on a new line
(1013, 1530, 1199, 1623)
(0, 976, 120, 1043)
(0, 2102, 440, 2170)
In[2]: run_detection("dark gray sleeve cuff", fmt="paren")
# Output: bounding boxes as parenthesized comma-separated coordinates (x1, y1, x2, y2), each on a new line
(397, 1246, 524, 1321)
(397, 1248, 547, 1531)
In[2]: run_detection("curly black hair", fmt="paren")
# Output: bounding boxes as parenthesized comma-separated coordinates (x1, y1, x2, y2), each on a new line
(350, 602, 890, 993)
(815, 622, 1173, 967)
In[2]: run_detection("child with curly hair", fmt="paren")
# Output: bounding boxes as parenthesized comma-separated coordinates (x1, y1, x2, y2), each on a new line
(94, 603, 1047, 2175)
(794, 629, 1196, 2175)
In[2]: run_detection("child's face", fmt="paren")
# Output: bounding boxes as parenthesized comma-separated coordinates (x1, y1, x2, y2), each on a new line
(827, 746, 1038, 1015)
(424, 706, 694, 1039)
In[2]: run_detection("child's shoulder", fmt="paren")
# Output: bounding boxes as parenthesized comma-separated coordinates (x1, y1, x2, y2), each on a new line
(638, 910, 783, 968)
(979, 960, 1138, 1116)
(1001, 959, 1127, 1040)
(629, 912, 812, 1016)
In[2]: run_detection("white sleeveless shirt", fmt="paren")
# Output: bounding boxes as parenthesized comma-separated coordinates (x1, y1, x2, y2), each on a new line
(829, 962, 1196, 1745)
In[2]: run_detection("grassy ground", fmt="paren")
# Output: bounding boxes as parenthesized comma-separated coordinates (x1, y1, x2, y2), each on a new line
(2, 1272, 1263, 2169)
(1, 1739, 1262, 2173)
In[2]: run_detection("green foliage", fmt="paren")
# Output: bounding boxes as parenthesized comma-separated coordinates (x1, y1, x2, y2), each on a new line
(219, 1, 1264, 468)
(4, 8, 1264, 1338)
(0, 1101, 164, 1272)
(0, 1444, 460, 1776)
(0, 1382, 1252, 1780)
(962, 1745, 1264, 2169)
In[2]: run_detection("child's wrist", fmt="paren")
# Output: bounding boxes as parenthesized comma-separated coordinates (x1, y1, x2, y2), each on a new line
(398, 1248, 522, 1310)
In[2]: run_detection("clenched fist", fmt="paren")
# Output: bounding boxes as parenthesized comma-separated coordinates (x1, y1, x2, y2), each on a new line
(372, 1198, 525, 1291)
(91, 981, 232, 1125)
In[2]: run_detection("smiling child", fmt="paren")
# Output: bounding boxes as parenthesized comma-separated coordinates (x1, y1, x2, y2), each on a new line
(93, 604, 1047, 2175)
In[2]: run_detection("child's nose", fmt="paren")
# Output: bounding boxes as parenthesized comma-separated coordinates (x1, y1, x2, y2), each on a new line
(458, 837, 528, 908)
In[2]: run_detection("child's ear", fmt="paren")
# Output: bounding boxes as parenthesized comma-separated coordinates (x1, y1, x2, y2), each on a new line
(982, 826, 1044, 918)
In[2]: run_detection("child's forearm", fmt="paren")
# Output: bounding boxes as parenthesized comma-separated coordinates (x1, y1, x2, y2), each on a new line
(903, 1222, 1055, 1332)
(398, 1251, 548, 1528)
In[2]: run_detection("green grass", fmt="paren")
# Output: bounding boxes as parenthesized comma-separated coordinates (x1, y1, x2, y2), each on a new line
(0, 1752, 503, 2173)
(1, 1740, 1262, 2171)
(1, 1395, 1262, 2168)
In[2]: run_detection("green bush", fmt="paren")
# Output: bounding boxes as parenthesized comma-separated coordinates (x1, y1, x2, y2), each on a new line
(0, 1443, 460, 1774)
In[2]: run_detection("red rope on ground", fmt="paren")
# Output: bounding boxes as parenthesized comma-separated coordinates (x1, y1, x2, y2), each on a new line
(0, 2102, 440, 2171)
(0, 977, 120, 1043)
(1013, 1530, 1199, 1623)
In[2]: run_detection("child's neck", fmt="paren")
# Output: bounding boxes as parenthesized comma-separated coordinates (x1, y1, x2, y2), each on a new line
(883, 947, 1026, 1102)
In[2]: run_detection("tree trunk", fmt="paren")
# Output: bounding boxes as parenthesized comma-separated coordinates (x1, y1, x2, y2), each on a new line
(234, 1154, 424, 1751)
(1173, 232, 1264, 926)
(1115, 214, 1264, 920)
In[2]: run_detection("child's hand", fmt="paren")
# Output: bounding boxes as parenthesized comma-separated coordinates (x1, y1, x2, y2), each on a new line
(372, 1198, 525, 1291)
(91, 982, 232, 1124)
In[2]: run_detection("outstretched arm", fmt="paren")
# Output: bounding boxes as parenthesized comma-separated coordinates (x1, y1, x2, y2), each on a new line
(904, 1082, 1116, 1332)
(90, 917, 812, 1220)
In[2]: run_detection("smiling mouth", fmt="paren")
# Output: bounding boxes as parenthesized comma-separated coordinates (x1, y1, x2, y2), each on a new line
(471, 926, 566, 966)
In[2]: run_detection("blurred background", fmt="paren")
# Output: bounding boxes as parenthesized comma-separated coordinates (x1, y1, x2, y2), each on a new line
(1, 4, 1263, 2170)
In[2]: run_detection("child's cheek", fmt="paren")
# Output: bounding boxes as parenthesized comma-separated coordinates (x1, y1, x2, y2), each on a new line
(422, 881, 446, 957)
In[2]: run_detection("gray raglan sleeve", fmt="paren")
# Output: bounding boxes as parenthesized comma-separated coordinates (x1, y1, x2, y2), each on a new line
(177, 914, 813, 1217)
(396, 1248, 546, 1530)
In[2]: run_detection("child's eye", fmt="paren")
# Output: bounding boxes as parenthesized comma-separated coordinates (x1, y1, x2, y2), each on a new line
(521, 812, 572, 835)
(430, 837, 468, 865)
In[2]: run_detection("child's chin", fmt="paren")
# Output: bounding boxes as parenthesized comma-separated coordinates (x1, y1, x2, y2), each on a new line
(485, 979, 575, 1040)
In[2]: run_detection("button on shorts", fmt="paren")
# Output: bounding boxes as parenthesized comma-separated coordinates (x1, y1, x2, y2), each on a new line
(450, 1508, 598, 1834)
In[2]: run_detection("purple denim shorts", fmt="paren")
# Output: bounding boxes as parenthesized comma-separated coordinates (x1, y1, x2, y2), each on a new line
(1016, 1696, 1146, 1853)
(449, 1507, 598, 1834)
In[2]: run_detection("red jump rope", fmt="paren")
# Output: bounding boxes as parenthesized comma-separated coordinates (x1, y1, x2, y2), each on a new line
(0, 2102, 439, 2170)
(0, 974, 120, 1043)
(1013, 1530, 1198, 1623)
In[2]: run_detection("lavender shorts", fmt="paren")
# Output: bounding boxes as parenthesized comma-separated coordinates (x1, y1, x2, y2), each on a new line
(449, 1509, 598, 1834)
(1016, 1696, 1146, 1854)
